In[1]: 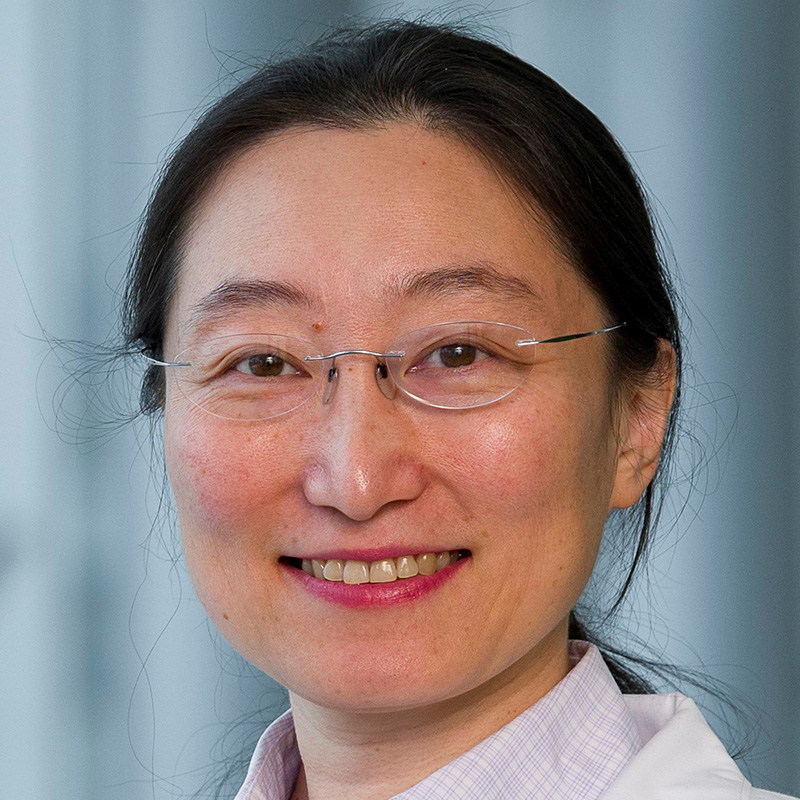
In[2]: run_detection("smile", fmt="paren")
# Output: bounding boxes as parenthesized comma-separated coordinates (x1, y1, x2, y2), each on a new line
(282, 549, 471, 584)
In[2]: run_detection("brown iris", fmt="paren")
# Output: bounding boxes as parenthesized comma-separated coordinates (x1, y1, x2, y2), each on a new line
(439, 344, 477, 368)
(247, 353, 285, 376)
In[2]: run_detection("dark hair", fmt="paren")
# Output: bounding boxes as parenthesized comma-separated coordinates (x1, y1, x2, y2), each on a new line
(124, 19, 682, 693)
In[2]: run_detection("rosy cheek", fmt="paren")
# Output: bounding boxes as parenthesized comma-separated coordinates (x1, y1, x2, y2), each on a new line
(447, 415, 553, 503)
(165, 421, 286, 535)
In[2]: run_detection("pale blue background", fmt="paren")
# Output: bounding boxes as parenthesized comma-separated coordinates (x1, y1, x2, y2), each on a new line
(1, 1, 798, 797)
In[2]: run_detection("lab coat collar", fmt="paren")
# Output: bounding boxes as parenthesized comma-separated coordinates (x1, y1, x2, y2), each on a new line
(600, 693, 790, 799)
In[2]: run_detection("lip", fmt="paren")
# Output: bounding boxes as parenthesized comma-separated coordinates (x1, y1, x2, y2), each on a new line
(284, 547, 464, 562)
(280, 554, 470, 608)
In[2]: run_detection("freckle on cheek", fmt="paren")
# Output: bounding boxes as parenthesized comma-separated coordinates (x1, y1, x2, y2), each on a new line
(177, 444, 255, 522)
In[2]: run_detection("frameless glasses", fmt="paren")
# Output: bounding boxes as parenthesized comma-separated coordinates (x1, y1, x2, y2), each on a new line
(145, 320, 625, 421)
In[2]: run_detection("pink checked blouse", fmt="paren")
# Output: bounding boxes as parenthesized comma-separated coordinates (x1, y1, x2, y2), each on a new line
(233, 641, 644, 799)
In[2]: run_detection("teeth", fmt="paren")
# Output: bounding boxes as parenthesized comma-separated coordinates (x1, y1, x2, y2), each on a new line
(299, 550, 467, 584)
(416, 553, 437, 576)
(322, 559, 344, 581)
(343, 561, 369, 585)
(311, 559, 326, 580)
(369, 559, 397, 583)
(396, 555, 419, 579)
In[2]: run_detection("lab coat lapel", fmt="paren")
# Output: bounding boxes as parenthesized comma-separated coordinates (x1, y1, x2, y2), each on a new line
(598, 693, 753, 799)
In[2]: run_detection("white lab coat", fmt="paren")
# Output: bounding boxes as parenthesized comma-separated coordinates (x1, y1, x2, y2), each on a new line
(599, 693, 795, 799)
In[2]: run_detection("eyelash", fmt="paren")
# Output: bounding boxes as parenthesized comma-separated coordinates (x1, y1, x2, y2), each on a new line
(192, 334, 514, 384)
(232, 352, 306, 378)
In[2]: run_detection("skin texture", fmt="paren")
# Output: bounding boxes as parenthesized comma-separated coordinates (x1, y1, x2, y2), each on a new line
(162, 124, 674, 800)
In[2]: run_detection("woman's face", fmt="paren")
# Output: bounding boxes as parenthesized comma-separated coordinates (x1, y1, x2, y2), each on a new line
(163, 124, 647, 711)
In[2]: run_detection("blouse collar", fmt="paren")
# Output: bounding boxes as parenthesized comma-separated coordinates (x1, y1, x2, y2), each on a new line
(235, 641, 642, 800)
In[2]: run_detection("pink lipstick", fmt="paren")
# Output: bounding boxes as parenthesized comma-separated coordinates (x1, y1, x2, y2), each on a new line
(280, 551, 470, 608)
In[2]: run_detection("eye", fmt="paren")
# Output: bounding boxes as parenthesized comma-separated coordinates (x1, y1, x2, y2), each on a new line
(433, 343, 479, 368)
(234, 352, 301, 377)
(415, 341, 491, 370)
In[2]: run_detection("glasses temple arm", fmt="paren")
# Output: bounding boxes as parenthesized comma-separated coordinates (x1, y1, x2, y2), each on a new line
(141, 353, 192, 367)
(517, 322, 626, 347)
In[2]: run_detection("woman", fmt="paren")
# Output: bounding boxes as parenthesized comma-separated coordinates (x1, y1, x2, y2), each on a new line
(126, 20, 793, 800)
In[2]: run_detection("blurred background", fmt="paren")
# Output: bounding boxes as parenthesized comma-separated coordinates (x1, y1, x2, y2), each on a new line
(1, 1, 798, 797)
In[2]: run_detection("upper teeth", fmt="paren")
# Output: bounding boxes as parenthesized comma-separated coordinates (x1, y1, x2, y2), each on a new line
(300, 550, 464, 584)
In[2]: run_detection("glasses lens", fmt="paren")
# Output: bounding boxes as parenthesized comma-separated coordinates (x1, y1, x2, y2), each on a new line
(170, 334, 318, 420)
(388, 322, 536, 409)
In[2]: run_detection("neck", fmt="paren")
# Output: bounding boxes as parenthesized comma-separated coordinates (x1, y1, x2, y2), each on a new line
(288, 624, 571, 800)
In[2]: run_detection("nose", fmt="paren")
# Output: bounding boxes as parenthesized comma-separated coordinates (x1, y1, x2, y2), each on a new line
(302, 359, 426, 521)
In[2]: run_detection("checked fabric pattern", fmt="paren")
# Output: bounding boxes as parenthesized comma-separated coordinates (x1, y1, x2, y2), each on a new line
(234, 641, 642, 800)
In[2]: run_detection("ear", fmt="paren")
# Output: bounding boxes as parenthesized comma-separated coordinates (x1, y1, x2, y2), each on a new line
(610, 339, 677, 510)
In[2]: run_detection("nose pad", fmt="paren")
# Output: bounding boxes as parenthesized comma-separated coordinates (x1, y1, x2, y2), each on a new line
(321, 360, 397, 405)
(322, 365, 339, 404)
(375, 361, 397, 400)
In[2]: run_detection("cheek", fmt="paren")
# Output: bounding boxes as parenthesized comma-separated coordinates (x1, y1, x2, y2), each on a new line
(167, 435, 245, 525)
(163, 413, 313, 603)
(444, 397, 615, 559)
(457, 417, 548, 501)
(165, 417, 297, 537)
(443, 406, 578, 506)
(163, 416, 299, 645)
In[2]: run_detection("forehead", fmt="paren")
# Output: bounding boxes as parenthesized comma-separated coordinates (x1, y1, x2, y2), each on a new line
(169, 123, 594, 342)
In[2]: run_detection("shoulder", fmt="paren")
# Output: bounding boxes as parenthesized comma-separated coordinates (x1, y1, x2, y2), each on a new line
(597, 693, 798, 800)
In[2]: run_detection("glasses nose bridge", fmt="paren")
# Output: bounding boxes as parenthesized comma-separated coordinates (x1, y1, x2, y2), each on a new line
(304, 348, 403, 405)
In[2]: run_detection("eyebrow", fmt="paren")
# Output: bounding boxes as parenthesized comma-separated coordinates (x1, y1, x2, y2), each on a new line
(392, 262, 542, 305)
(186, 261, 541, 331)
(187, 279, 312, 331)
